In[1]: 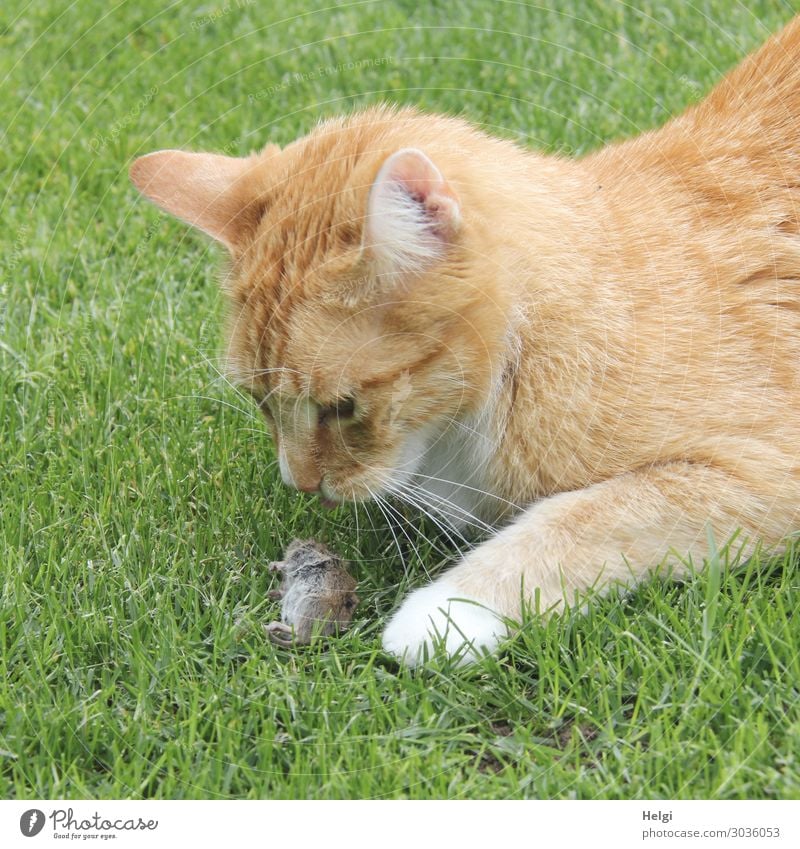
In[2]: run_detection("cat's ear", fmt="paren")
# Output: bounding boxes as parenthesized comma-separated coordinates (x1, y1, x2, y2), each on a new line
(365, 148, 460, 275)
(129, 149, 272, 252)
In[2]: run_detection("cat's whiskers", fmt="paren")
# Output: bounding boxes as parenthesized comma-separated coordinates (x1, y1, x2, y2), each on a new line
(390, 493, 470, 558)
(188, 342, 252, 392)
(409, 482, 496, 533)
(352, 488, 363, 551)
(182, 343, 271, 439)
(437, 415, 493, 442)
(226, 365, 306, 383)
(372, 483, 458, 563)
(364, 482, 413, 572)
(171, 392, 258, 420)
(259, 383, 291, 415)
(179, 346, 289, 470)
(405, 469, 520, 513)
(370, 493, 439, 578)
(384, 477, 475, 549)
(223, 362, 307, 411)
(358, 496, 397, 562)
(391, 489, 476, 546)
(361, 473, 436, 567)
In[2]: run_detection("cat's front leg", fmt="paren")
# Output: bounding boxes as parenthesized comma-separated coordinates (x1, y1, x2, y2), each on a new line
(382, 461, 791, 665)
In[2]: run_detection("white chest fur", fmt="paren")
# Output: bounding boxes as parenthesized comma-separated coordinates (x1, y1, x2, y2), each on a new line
(413, 403, 504, 532)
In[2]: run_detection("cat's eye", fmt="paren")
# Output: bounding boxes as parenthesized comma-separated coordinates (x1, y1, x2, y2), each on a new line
(319, 396, 356, 423)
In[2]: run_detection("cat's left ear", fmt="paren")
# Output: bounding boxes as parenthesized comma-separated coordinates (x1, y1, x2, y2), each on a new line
(129, 148, 275, 252)
(365, 148, 460, 275)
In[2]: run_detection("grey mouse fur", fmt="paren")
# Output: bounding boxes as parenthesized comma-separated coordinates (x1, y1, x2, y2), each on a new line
(266, 539, 359, 646)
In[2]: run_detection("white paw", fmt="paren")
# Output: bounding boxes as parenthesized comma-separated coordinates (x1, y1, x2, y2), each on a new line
(382, 577, 506, 666)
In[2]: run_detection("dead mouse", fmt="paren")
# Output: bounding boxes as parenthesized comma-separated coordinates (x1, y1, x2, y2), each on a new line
(266, 539, 359, 646)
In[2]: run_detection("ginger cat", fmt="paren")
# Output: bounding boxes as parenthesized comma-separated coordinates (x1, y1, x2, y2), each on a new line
(131, 17, 800, 664)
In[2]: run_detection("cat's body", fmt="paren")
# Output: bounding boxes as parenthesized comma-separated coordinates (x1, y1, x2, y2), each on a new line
(131, 17, 800, 664)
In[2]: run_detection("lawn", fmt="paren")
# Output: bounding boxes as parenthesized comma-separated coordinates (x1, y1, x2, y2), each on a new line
(1, 0, 799, 799)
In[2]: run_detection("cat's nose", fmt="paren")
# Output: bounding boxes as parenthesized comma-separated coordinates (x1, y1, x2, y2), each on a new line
(278, 444, 321, 493)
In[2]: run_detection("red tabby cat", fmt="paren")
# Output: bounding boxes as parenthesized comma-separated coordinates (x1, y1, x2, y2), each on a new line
(131, 17, 800, 664)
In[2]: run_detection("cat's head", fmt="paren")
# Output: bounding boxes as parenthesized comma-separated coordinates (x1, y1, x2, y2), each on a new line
(130, 107, 509, 505)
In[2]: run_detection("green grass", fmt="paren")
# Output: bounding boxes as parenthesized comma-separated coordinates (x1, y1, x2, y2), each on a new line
(2, 0, 799, 799)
